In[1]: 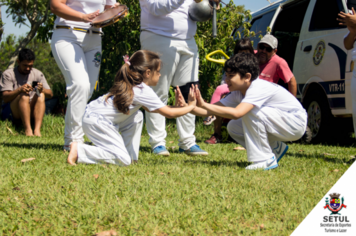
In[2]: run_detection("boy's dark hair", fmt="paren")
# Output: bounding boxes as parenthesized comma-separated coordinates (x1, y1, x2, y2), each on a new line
(233, 38, 254, 55)
(18, 49, 35, 62)
(224, 53, 260, 82)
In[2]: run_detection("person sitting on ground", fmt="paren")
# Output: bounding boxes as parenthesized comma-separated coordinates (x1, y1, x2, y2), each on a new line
(0, 49, 53, 136)
(67, 50, 196, 166)
(182, 53, 307, 170)
(204, 38, 255, 144)
(205, 34, 297, 148)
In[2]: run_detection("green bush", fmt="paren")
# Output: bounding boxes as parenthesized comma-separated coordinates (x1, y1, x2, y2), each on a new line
(93, 0, 252, 103)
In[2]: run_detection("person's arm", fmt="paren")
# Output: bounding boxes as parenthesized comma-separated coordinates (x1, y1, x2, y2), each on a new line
(288, 76, 297, 97)
(2, 84, 33, 103)
(154, 86, 196, 118)
(194, 85, 254, 120)
(145, 0, 220, 16)
(338, 8, 356, 50)
(344, 31, 356, 50)
(50, 0, 100, 22)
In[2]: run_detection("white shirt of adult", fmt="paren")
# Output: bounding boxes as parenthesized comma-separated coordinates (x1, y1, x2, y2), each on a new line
(86, 83, 165, 124)
(140, 0, 197, 40)
(54, 0, 117, 29)
(220, 78, 305, 113)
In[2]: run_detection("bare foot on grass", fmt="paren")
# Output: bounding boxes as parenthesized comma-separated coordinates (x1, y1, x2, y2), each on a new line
(67, 142, 78, 166)
(25, 129, 34, 136)
(34, 129, 41, 137)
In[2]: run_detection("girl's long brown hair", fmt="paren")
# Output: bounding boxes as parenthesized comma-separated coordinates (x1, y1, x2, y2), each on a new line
(106, 50, 161, 114)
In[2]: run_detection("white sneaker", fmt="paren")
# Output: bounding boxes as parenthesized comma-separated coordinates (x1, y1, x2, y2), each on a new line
(272, 141, 289, 163)
(245, 156, 278, 170)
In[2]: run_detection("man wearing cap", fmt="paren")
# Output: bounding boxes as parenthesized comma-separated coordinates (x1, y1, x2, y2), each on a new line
(257, 34, 297, 96)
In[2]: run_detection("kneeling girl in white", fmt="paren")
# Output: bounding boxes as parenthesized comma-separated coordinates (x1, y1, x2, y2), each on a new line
(67, 50, 197, 166)
(189, 53, 307, 170)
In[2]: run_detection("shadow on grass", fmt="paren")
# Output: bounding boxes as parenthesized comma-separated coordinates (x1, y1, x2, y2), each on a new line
(183, 159, 249, 168)
(0, 142, 63, 151)
(286, 152, 355, 164)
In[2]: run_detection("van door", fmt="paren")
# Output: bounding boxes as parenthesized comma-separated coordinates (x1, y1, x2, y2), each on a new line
(294, 0, 349, 111)
(293, 0, 351, 142)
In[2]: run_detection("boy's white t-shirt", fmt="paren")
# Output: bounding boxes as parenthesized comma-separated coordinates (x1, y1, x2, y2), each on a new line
(86, 83, 165, 124)
(220, 78, 305, 113)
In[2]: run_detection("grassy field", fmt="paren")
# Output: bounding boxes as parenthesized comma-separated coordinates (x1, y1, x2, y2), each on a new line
(0, 115, 355, 235)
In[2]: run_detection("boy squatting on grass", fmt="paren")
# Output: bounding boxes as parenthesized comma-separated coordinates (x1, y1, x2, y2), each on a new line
(67, 50, 196, 166)
(183, 53, 307, 170)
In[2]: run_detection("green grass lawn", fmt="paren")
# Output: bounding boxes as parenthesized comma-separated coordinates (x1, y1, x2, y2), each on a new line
(0, 115, 355, 235)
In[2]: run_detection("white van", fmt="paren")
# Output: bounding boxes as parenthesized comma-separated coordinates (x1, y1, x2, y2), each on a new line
(232, 0, 355, 143)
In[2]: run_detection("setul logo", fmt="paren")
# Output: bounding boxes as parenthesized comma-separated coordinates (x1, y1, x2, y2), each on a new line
(321, 193, 351, 233)
(324, 193, 346, 215)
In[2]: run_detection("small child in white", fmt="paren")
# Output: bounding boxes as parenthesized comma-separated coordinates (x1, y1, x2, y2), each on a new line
(67, 50, 196, 166)
(189, 53, 307, 170)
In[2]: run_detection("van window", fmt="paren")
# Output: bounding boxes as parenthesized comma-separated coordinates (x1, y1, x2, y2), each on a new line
(309, 0, 346, 31)
(233, 10, 275, 48)
(250, 11, 275, 48)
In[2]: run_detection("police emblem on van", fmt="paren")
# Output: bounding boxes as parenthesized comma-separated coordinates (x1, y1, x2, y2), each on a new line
(313, 40, 326, 66)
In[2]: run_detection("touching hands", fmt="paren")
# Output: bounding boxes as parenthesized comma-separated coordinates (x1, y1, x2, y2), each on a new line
(194, 85, 205, 108)
(174, 86, 187, 107)
(82, 10, 100, 22)
(338, 8, 356, 34)
(187, 85, 197, 107)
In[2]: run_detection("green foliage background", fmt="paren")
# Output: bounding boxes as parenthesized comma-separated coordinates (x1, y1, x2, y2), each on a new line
(93, 0, 253, 102)
(1, 0, 253, 107)
(0, 35, 64, 86)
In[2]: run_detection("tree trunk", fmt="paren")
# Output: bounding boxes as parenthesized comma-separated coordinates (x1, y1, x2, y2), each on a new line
(7, 1, 50, 69)
(7, 21, 42, 69)
(0, 5, 3, 42)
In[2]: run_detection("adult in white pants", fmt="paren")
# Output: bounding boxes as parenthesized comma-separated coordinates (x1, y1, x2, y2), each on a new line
(338, 9, 356, 140)
(50, 0, 119, 150)
(78, 110, 143, 166)
(139, 0, 219, 156)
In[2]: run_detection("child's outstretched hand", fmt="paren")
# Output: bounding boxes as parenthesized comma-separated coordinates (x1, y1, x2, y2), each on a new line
(195, 85, 205, 107)
(188, 85, 196, 107)
(174, 86, 187, 107)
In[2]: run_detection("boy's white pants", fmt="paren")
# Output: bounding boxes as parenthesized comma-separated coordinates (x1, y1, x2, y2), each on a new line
(51, 28, 102, 146)
(227, 106, 307, 162)
(140, 31, 199, 150)
(77, 110, 143, 166)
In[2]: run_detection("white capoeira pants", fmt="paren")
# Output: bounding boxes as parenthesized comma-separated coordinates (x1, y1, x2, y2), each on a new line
(51, 28, 102, 147)
(227, 106, 307, 162)
(140, 31, 199, 150)
(77, 110, 143, 166)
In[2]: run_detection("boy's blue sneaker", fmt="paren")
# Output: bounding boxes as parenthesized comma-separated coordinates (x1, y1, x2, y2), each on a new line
(245, 156, 278, 170)
(179, 145, 208, 156)
(153, 145, 170, 156)
(273, 141, 289, 163)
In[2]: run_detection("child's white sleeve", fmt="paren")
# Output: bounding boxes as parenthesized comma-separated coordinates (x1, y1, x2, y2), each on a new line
(135, 86, 166, 111)
(220, 92, 240, 108)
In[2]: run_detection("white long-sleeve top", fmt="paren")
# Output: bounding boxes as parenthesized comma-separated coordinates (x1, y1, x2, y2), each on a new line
(54, 0, 117, 29)
(139, 0, 197, 40)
